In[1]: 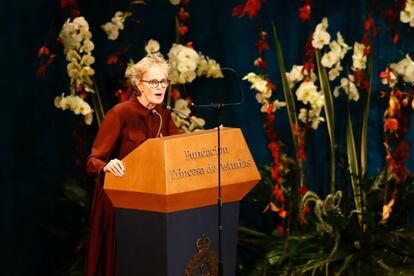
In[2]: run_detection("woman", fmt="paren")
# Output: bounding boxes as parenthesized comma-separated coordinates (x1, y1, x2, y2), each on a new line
(85, 52, 179, 276)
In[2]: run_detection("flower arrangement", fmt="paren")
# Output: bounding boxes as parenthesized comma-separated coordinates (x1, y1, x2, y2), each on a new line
(233, 0, 414, 274)
(163, 0, 224, 133)
(53, 16, 95, 125)
(39, 0, 224, 133)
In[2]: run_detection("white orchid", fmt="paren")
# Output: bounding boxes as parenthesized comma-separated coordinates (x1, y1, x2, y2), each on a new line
(260, 100, 287, 113)
(112, 11, 128, 29)
(295, 80, 325, 129)
(73, 17, 89, 33)
(390, 54, 414, 83)
(54, 93, 94, 125)
(81, 54, 95, 66)
(328, 62, 343, 81)
(80, 39, 95, 53)
(352, 42, 367, 71)
(174, 99, 192, 117)
(321, 51, 340, 68)
(400, 0, 414, 27)
(168, 44, 200, 84)
(177, 58, 198, 72)
(298, 108, 325, 129)
(321, 38, 345, 69)
(57, 16, 96, 124)
(145, 39, 160, 54)
(171, 99, 205, 133)
(336, 32, 352, 58)
(189, 116, 206, 128)
(312, 18, 331, 49)
(255, 93, 266, 104)
(243, 72, 272, 97)
(333, 75, 359, 101)
(321, 32, 351, 81)
(296, 81, 321, 106)
(60, 20, 81, 53)
(101, 22, 119, 40)
(168, 44, 223, 84)
(59, 17, 95, 70)
(286, 65, 305, 88)
(197, 55, 224, 78)
(243, 72, 283, 113)
(59, 17, 93, 54)
(67, 61, 81, 74)
(101, 11, 131, 40)
(66, 49, 81, 62)
(178, 70, 197, 83)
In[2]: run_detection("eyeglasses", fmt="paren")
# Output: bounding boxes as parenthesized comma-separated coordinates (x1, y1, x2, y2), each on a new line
(141, 79, 171, 88)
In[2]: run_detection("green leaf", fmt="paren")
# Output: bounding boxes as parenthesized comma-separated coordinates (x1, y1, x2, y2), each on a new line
(315, 50, 336, 193)
(239, 226, 268, 238)
(335, 254, 355, 275)
(266, 249, 282, 265)
(346, 110, 363, 225)
(271, 22, 304, 187)
(91, 77, 105, 126)
(360, 53, 374, 177)
(62, 181, 89, 208)
(40, 223, 72, 239)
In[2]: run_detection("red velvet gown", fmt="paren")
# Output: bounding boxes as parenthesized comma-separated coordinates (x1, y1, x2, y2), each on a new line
(85, 95, 179, 276)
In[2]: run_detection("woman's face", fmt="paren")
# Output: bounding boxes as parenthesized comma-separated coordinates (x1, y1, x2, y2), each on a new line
(136, 65, 169, 108)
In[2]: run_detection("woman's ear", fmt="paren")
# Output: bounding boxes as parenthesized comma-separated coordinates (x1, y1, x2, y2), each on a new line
(133, 80, 142, 96)
(136, 80, 143, 90)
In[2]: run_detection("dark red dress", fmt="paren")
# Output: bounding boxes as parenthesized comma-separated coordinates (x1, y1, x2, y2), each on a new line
(85, 95, 179, 276)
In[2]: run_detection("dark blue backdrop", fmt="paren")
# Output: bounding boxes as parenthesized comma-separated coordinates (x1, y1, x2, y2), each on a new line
(1, 0, 413, 274)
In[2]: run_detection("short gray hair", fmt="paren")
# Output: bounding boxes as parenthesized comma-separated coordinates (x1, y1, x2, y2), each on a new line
(129, 53, 169, 93)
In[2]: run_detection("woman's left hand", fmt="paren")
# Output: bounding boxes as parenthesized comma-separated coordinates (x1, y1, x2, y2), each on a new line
(103, 158, 125, 177)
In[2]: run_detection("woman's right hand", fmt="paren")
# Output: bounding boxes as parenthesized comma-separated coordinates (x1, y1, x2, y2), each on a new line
(103, 158, 125, 176)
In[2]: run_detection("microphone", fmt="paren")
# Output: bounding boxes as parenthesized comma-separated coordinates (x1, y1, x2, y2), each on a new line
(151, 109, 163, 137)
(165, 105, 205, 130)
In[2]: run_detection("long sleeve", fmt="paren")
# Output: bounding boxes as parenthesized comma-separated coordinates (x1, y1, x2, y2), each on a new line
(86, 109, 121, 176)
(87, 98, 180, 177)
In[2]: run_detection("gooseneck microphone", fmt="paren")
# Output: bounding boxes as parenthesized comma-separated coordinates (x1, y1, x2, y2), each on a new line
(165, 105, 205, 130)
(151, 109, 163, 138)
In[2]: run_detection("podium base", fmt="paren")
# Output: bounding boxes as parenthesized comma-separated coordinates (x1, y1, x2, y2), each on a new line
(115, 201, 239, 276)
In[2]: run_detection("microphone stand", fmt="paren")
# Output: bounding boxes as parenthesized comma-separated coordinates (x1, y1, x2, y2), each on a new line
(190, 68, 245, 276)
(191, 101, 225, 276)
(216, 103, 223, 276)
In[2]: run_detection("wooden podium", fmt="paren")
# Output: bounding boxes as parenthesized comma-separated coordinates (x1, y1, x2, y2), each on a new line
(104, 127, 261, 275)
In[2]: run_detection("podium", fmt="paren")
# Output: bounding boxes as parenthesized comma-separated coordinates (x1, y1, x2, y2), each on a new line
(104, 127, 261, 275)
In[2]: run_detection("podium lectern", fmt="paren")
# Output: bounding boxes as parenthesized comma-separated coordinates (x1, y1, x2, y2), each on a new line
(104, 128, 261, 275)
